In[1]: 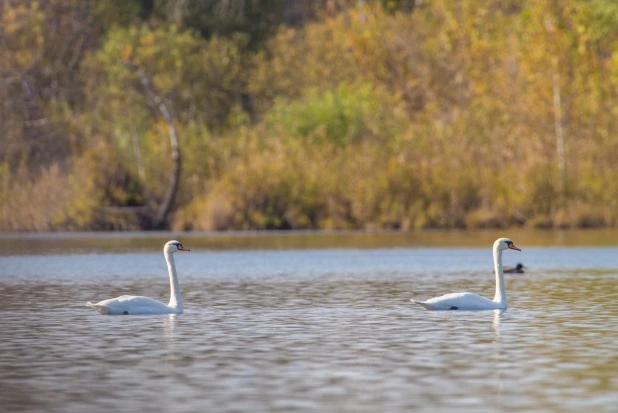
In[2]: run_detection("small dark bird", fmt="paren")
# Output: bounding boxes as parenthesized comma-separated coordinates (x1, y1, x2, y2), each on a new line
(503, 263, 526, 273)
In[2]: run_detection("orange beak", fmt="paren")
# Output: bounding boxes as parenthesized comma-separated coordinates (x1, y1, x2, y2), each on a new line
(178, 244, 190, 251)
(509, 243, 521, 251)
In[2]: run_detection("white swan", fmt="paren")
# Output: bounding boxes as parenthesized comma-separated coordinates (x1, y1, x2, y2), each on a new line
(86, 240, 190, 315)
(411, 238, 521, 311)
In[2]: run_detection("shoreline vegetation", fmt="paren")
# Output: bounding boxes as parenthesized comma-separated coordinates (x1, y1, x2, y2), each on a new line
(2, 1, 618, 232)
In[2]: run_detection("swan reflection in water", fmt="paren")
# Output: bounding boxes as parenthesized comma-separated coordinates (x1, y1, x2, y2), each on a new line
(164, 314, 180, 366)
(493, 309, 505, 396)
(493, 309, 504, 339)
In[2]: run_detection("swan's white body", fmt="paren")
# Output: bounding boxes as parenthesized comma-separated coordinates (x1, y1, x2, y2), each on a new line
(87, 240, 189, 315)
(87, 295, 182, 315)
(411, 238, 521, 311)
(412, 292, 505, 311)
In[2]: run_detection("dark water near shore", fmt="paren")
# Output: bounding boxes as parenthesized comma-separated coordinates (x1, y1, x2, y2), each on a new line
(1, 230, 617, 412)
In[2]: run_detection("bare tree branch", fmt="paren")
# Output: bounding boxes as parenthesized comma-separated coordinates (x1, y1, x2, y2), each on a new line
(553, 70, 566, 203)
(128, 60, 182, 229)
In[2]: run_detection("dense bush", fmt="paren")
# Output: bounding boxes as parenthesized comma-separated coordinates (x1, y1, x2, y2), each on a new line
(2, 0, 618, 231)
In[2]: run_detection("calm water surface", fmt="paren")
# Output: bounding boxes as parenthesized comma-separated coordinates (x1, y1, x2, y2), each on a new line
(1, 231, 618, 413)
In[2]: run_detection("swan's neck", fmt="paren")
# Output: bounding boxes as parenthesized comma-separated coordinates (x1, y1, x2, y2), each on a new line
(492, 247, 507, 307)
(165, 252, 183, 311)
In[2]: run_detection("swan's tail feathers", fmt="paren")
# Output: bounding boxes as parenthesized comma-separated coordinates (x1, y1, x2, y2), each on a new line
(410, 299, 433, 310)
(86, 301, 110, 314)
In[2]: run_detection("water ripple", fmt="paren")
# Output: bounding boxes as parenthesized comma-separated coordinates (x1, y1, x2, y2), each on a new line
(1, 247, 618, 412)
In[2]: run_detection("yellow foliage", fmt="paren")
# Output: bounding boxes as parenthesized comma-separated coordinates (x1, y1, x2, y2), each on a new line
(0, 164, 75, 231)
(2, 2, 45, 69)
(5, 1, 618, 231)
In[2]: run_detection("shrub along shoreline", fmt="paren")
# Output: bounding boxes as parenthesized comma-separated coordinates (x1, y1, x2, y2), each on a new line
(2, 1, 618, 232)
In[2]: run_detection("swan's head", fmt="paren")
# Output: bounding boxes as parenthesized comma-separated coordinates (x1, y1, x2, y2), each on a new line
(494, 237, 521, 252)
(164, 240, 190, 253)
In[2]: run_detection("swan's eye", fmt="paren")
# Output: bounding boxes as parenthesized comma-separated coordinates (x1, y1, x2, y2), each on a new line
(505, 241, 512, 246)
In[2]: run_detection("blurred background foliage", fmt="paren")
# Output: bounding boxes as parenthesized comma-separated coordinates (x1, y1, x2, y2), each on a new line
(1, 0, 618, 231)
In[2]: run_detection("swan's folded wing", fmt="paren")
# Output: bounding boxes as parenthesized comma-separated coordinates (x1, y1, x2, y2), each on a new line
(410, 299, 447, 310)
(87, 295, 170, 315)
(412, 292, 499, 311)
(86, 301, 112, 314)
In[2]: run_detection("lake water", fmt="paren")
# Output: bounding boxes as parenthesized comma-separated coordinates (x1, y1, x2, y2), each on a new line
(1, 230, 618, 413)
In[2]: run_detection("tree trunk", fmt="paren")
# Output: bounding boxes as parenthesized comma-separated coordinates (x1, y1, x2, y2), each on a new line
(552, 70, 566, 205)
(132, 64, 182, 229)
